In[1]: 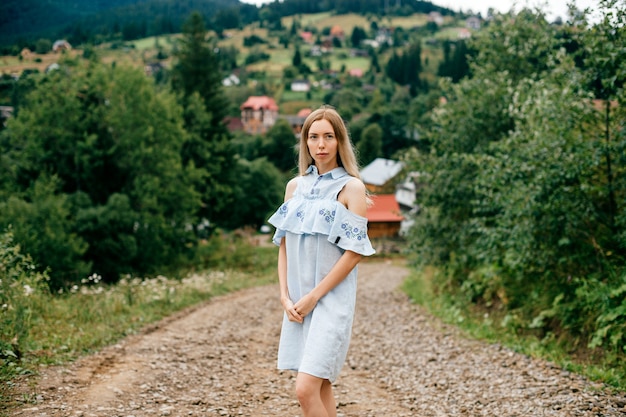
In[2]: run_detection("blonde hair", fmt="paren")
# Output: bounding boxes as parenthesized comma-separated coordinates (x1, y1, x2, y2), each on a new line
(298, 105, 361, 178)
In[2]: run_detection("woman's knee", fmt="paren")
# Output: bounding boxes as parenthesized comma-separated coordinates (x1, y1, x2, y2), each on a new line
(295, 373, 322, 405)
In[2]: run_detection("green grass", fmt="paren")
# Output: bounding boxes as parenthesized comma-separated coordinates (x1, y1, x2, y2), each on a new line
(1, 232, 278, 414)
(402, 266, 626, 392)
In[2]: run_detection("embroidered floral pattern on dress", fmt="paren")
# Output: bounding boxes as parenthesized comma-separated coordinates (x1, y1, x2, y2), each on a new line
(319, 208, 336, 223)
(341, 222, 366, 241)
(296, 209, 305, 222)
(278, 204, 288, 217)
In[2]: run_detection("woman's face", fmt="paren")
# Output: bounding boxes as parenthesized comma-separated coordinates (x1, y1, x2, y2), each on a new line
(307, 118, 338, 170)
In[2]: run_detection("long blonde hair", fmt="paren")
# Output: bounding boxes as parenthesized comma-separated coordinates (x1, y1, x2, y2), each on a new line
(298, 105, 361, 178)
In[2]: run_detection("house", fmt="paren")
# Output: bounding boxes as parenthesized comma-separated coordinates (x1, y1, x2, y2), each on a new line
(330, 25, 345, 39)
(360, 158, 404, 193)
(366, 194, 404, 238)
(45, 63, 60, 73)
(222, 73, 240, 87)
(348, 68, 364, 78)
(52, 40, 72, 52)
(429, 11, 445, 25)
(20, 48, 33, 59)
(0, 106, 14, 126)
(280, 108, 312, 135)
(224, 116, 244, 133)
(291, 79, 311, 92)
(240, 96, 279, 134)
(458, 28, 472, 39)
(300, 31, 314, 44)
(144, 62, 165, 77)
(466, 16, 482, 30)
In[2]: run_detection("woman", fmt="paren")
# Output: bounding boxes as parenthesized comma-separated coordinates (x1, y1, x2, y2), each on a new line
(268, 106, 375, 417)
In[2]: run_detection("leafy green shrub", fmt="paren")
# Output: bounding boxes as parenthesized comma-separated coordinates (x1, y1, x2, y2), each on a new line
(0, 230, 49, 368)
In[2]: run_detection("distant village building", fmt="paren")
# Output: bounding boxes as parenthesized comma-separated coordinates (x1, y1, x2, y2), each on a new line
(0, 106, 14, 126)
(366, 194, 404, 238)
(222, 73, 240, 87)
(330, 25, 345, 40)
(429, 11, 445, 25)
(466, 16, 482, 30)
(144, 62, 165, 77)
(240, 96, 279, 134)
(290, 79, 311, 92)
(300, 31, 314, 44)
(20, 48, 33, 59)
(458, 28, 472, 39)
(45, 63, 60, 73)
(348, 68, 364, 78)
(375, 28, 393, 46)
(360, 158, 404, 193)
(280, 108, 312, 136)
(52, 40, 72, 52)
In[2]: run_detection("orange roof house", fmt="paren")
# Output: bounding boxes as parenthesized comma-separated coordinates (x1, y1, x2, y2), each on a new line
(366, 194, 404, 238)
(240, 96, 279, 134)
(330, 25, 345, 39)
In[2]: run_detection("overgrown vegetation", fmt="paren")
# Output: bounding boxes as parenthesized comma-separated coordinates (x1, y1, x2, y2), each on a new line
(403, 0, 626, 388)
(0, 228, 278, 412)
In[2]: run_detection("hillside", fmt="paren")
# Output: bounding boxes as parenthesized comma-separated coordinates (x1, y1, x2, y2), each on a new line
(0, 0, 247, 47)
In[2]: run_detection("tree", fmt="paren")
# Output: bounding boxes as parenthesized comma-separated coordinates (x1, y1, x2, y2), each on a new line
(292, 46, 302, 67)
(350, 26, 367, 47)
(227, 158, 285, 229)
(171, 12, 238, 228)
(1, 62, 201, 286)
(405, 4, 626, 353)
(357, 123, 383, 166)
(263, 119, 298, 172)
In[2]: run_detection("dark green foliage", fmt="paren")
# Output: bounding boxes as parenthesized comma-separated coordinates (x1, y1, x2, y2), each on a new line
(437, 40, 472, 82)
(357, 123, 383, 166)
(406, 3, 626, 354)
(172, 13, 238, 227)
(0, 61, 201, 287)
(385, 41, 424, 93)
(243, 35, 267, 48)
(0, 0, 253, 47)
(263, 119, 298, 172)
(226, 158, 285, 229)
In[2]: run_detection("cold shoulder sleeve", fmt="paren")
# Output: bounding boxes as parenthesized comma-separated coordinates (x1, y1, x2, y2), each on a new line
(267, 199, 375, 256)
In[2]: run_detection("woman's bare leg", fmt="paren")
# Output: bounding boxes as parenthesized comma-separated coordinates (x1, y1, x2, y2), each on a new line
(295, 373, 331, 417)
(320, 379, 336, 417)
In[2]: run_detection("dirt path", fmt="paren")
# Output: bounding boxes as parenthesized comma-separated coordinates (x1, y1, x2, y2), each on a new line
(13, 261, 626, 416)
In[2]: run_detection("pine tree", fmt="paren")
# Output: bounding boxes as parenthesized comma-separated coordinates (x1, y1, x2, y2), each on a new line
(171, 12, 238, 228)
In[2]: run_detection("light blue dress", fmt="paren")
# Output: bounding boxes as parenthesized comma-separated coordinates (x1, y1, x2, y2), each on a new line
(268, 165, 375, 383)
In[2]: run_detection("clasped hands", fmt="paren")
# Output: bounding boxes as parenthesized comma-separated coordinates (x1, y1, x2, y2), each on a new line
(282, 293, 319, 324)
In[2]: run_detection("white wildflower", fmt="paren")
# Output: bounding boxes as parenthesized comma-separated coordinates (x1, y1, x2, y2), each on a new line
(23, 284, 34, 296)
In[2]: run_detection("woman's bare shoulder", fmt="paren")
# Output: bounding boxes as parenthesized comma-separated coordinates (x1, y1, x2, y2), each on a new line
(284, 177, 299, 201)
(339, 177, 367, 216)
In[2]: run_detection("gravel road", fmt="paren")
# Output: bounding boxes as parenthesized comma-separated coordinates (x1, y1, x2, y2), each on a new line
(12, 260, 626, 416)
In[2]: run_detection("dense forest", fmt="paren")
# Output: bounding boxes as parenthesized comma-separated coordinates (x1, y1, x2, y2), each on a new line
(0, 0, 455, 52)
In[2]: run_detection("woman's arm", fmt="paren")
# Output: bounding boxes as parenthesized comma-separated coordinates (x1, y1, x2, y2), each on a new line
(278, 178, 303, 323)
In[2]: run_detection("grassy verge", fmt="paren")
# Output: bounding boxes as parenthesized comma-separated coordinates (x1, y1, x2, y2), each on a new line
(402, 266, 626, 392)
(0, 232, 278, 414)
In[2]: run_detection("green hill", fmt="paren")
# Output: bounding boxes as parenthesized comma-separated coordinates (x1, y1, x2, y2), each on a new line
(0, 0, 247, 47)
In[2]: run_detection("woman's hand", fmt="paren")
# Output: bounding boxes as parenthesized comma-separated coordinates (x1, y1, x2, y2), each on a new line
(282, 296, 304, 323)
(292, 293, 319, 319)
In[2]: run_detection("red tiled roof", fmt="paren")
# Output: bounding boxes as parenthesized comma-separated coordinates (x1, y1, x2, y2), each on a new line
(349, 68, 364, 77)
(297, 108, 312, 117)
(240, 96, 279, 111)
(367, 194, 404, 223)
